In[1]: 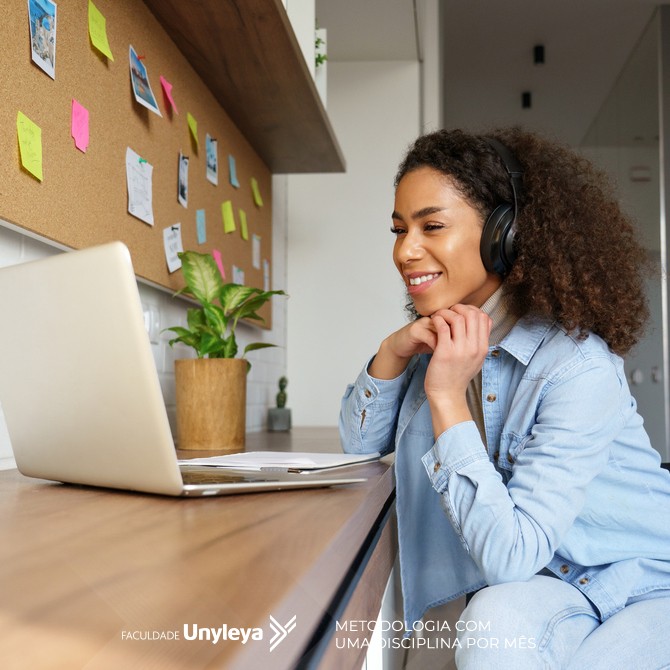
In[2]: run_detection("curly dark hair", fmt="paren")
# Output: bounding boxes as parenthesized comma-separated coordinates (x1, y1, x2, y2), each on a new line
(395, 127, 652, 355)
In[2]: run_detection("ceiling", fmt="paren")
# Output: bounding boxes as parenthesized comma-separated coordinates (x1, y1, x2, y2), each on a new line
(315, 0, 661, 146)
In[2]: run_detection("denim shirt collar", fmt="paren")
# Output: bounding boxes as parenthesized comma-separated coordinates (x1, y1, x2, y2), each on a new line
(499, 316, 556, 365)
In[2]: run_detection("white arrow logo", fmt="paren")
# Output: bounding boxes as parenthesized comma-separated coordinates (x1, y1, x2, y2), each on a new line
(269, 615, 297, 652)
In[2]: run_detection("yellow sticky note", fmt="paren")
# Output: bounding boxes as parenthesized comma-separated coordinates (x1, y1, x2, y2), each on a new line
(187, 113, 198, 147)
(88, 0, 114, 61)
(239, 209, 249, 241)
(17, 112, 43, 181)
(250, 177, 264, 207)
(222, 200, 236, 233)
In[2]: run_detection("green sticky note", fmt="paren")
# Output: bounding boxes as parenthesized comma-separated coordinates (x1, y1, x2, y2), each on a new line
(239, 209, 248, 241)
(88, 0, 114, 61)
(222, 200, 236, 233)
(187, 113, 198, 147)
(17, 112, 43, 181)
(250, 177, 264, 207)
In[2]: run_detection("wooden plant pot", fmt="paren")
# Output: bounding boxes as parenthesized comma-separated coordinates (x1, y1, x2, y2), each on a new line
(175, 358, 247, 452)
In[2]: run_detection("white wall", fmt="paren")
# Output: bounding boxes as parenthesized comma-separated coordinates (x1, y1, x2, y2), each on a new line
(286, 60, 421, 426)
(0, 207, 288, 469)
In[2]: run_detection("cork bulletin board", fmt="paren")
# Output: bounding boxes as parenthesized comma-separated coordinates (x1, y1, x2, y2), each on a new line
(0, 0, 274, 326)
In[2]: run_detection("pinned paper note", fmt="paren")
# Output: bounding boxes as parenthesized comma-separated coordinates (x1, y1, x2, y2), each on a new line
(239, 209, 249, 241)
(125, 147, 154, 225)
(250, 177, 264, 207)
(187, 113, 198, 148)
(29, 0, 57, 79)
(232, 265, 245, 286)
(178, 152, 189, 207)
(221, 200, 236, 233)
(206, 134, 218, 185)
(71, 99, 89, 152)
(228, 154, 240, 188)
(263, 259, 270, 291)
(196, 209, 207, 244)
(163, 224, 184, 273)
(252, 234, 261, 269)
(159, 76, 178, 114)
(88, 0, 113, 60)
(16, 111, 43, 181)
(129, 45, 161, 116)
(212, 249, 226, 280)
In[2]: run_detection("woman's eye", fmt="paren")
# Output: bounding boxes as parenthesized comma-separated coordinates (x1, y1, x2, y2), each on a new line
(390, 226, 406, 235)
(424, 223, 444, 232)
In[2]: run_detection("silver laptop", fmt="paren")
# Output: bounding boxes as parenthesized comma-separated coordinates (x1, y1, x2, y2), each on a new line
(0, 242, 364, 496)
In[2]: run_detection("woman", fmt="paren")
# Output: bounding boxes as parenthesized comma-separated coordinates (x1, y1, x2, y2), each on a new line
(339, 128, 670, 668)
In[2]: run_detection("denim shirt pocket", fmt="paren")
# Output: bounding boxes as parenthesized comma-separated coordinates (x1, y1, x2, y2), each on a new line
(495, 431, 532, 482)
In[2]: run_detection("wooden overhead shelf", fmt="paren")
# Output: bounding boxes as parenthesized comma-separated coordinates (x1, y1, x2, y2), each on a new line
(143, 0, 346, 174)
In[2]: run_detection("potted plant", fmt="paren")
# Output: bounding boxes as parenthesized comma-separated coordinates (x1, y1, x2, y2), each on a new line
(165, 250, 285, 452)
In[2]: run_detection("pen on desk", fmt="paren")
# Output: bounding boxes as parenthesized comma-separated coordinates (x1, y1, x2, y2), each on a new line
(260, 466, 304, 473)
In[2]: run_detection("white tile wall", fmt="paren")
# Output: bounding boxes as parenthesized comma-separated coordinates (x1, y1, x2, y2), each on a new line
(0, 182, 288, 468)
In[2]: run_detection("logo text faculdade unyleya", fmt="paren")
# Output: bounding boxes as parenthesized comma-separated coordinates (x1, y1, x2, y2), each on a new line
(121, 616, 296, 652)
(121, 625, 262, 645)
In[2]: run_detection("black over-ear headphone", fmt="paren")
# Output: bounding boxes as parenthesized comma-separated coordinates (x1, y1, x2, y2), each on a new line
(480, 138, 523, 276)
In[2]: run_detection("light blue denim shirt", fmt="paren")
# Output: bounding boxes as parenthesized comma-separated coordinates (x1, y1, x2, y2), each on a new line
(340, 316, 670, 629)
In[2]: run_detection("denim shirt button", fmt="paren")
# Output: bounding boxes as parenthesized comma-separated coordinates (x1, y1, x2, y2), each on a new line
(364, 388, 372, 398)
(507, 453, 514, 464)
(560, 564, 570, 574)
(486, 393, 497, 402)
(579, 577, 589, 585)
(491, 349, 500, 358)
(433, 461, 441, 473)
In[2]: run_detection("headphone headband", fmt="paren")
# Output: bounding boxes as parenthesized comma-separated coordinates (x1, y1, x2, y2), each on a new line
(484, 137, 523, 213)
(480, 138, 524, 276)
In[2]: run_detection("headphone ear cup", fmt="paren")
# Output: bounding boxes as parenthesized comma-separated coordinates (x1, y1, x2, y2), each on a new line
(480, 204, 517, 276)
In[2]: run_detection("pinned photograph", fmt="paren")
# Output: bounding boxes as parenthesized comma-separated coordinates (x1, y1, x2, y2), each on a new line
(129, 45, 162, 117)
(178, 152, 189, 208)
(206, 134, 218, 185)
(28, 0, 57, 79)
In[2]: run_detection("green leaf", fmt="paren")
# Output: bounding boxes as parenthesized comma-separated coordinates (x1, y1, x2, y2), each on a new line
(186, 308, 206, 331)
(165, 327, 202, 354)
(179, 251, 223, 304)
(222, 335, 238, 359)
(243, 342, 277, 356)
(203, 303, 227, 336)
(200, 331, 226, 357)
(219, 284, 261, 314)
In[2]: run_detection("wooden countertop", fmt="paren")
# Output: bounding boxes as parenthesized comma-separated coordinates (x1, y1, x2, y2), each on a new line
(0, 428, 394, 669)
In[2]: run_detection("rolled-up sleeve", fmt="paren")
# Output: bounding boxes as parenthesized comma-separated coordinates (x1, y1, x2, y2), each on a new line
(339, 356, 413, 456)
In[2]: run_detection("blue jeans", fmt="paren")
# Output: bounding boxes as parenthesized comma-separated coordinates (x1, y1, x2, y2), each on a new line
(455, 575, 670, 669)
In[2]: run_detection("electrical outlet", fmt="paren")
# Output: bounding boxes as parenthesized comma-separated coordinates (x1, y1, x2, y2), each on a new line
(142, 303, 161, 344)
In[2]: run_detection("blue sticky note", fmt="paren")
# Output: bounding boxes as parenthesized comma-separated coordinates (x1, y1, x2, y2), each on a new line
(228, 154, 240, 188)
(196, 209, 206, 244)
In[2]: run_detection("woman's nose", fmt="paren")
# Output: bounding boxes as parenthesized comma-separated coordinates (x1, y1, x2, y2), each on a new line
(395, 231, 424, 264)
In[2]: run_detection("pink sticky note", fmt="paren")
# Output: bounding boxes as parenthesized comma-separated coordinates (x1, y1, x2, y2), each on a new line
(71, 99, 89, 152)
(160, 76, 178, 114)
(212, 249, 226, 280)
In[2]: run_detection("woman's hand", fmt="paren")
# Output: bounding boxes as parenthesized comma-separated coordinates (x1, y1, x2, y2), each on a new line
(425, 304, 492, 436)
(368, 317, 438, 380)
